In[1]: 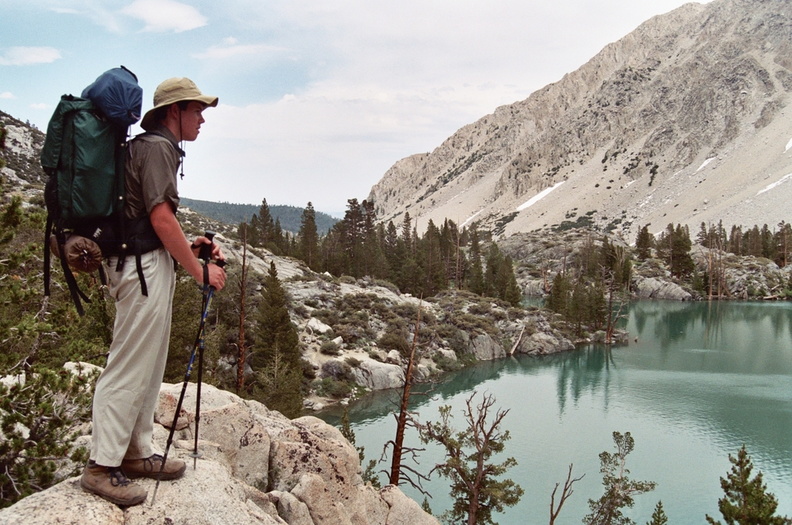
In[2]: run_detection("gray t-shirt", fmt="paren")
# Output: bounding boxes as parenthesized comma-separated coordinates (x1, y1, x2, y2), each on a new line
(124, 128, 181, 220)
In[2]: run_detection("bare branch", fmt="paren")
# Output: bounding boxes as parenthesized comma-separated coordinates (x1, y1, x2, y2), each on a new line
(549, 464, 584, 525)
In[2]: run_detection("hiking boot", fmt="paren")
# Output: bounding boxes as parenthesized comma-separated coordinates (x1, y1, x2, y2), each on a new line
(121, 454, 186, 481)
(80, 461, 147, 506)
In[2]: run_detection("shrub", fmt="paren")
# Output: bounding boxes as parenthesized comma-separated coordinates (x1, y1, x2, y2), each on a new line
(320, 340, 341, 355)
(0, 366, 96, 508)
(321, 359, 354, 381)
(313, 377, 352, 399)
(377, 331, 411, 356)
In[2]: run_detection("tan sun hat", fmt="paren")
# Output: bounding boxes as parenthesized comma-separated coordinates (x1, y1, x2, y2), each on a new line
(140, 77, 218, 131)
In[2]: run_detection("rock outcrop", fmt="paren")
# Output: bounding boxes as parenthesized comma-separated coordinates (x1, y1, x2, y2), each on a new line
(0, 382, 439, 525)
(632, 275, 693, 301)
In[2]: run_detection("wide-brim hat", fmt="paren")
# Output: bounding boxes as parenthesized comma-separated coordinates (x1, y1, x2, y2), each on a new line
(140, 77, 218, 131)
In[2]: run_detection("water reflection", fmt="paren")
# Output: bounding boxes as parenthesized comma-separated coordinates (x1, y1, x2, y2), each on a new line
(547, 347, 618, 415)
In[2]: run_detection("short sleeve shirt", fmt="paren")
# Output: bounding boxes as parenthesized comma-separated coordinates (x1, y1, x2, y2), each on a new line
(124, 128, 182, 220)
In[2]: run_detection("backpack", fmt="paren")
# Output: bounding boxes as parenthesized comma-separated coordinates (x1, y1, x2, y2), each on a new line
(40, 66, 144, 315)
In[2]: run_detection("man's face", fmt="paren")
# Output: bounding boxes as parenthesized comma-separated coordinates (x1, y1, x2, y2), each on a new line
(179, 101, 206, 141)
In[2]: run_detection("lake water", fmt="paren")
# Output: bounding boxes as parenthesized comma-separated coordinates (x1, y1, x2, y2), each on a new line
(317, 300, 792, 524)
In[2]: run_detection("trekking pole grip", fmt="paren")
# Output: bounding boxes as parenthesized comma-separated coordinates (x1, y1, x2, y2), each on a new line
(199, 231, 215, 289)
(199, 230, 215, 262)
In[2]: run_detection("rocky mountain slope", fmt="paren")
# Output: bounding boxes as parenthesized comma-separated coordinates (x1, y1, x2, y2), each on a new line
(368, 0, 792, 240)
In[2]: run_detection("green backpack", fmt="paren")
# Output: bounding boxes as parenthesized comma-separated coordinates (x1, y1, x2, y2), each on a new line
(41, 67, 144, 315)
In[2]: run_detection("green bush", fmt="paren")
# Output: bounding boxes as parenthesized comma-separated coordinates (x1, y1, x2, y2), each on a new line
(0, 366, 97, 508)
(313, 377, 352, 399)
(320, 340, 341, 355)
(377, 331, 411, 356)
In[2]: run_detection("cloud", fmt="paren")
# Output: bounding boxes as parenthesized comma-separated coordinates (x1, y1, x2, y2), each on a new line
(122, 0, 207, 33)
(193, 37, 284, 61)
(49, 4, 121, 32)
(0, 92, 14, 99)
(0, 46, 61, 66)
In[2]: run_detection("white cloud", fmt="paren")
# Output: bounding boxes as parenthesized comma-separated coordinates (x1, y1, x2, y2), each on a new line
(193, 38, 284, 60)
(122, 0, 207, 33)
(0, 92, 14, 99)
(0, 46, 61, 66)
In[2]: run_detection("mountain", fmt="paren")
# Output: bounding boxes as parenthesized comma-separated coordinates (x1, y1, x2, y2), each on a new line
(367, 0, 792, 240)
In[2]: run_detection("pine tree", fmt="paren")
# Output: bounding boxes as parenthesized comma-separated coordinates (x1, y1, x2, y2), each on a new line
(383, 220, 401, 280)
(298, 202, 319, 269)
(422, 219, 447, 296)
(646, 501, 668, 525)
(659, 224, 694, 278)
(500, 255, 523, 306)
(482, 243, 503, 298)
(547, 272, 570, 315)
(257, 198, 276, 250)
(251, 262, 303, 418)
(466, 227, 485, 296)
(419, 392, 524, 525)
(164, 271, 204, 382)
(761, 224, 776, 260)
(729, 225, 743, 255)
(584, 431, 656, 525)
(635, 225, 653, 261)
(705, 445, 791, 525)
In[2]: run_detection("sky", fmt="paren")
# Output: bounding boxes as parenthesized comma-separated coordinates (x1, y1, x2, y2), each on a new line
(1, 0, 710, 216)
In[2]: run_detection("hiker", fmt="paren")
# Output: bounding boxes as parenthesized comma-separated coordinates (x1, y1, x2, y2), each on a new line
(80, 77, 227, 506)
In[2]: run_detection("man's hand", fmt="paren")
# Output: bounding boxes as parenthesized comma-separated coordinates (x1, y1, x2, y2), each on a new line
(191, 236, 226, 290)
(191, 235, 226, 263)
(205, 262, 226, 291)
(150, 203, 227, 290)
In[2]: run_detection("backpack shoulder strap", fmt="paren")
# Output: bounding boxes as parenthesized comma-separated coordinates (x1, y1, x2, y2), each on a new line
(133, 130, 185, 157)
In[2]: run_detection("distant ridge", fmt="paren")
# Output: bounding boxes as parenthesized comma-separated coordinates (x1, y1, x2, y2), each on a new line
(179, 197, 338, 234)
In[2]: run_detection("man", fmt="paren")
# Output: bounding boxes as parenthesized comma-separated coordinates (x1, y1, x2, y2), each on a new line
(80, 77, 227, 506)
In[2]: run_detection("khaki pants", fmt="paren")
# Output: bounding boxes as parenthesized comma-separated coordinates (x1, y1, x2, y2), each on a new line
(91, 248, 176, 467)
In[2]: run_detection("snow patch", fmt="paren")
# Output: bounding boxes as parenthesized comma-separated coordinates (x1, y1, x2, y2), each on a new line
(695, 157, 716, 172)
(516, 180, 565, 211)
(461, 209, 484, 228)
(756, 173, 792, 196)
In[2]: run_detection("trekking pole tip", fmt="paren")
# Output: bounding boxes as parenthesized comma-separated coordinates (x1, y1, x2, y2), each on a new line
(189, 450, 202, 469)
(150, 481, 160, 506)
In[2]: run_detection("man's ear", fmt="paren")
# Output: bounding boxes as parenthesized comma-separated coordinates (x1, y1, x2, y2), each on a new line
(166, 103, 181, 122)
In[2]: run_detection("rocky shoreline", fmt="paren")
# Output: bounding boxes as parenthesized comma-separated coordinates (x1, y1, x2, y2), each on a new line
(285, 235, 792, 410)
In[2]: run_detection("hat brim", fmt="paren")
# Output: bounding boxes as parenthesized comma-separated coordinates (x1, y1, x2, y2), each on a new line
(140, 95, 218, 131)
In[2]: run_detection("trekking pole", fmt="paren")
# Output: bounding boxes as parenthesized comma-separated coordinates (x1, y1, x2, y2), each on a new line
(189, 285, 212, 469)
(151, 231, 221, 505)
(190, 234, 214, 470)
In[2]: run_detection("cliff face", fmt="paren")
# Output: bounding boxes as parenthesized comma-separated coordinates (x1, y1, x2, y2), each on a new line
(368, 0, 792, 239)
(0, 380, 439, 525)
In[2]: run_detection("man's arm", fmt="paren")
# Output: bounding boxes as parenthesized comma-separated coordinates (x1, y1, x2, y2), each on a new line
(149, 202, 226, 290)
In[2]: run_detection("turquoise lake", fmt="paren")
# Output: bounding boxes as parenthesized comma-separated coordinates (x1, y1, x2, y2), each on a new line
(318, 300, 792, 524)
